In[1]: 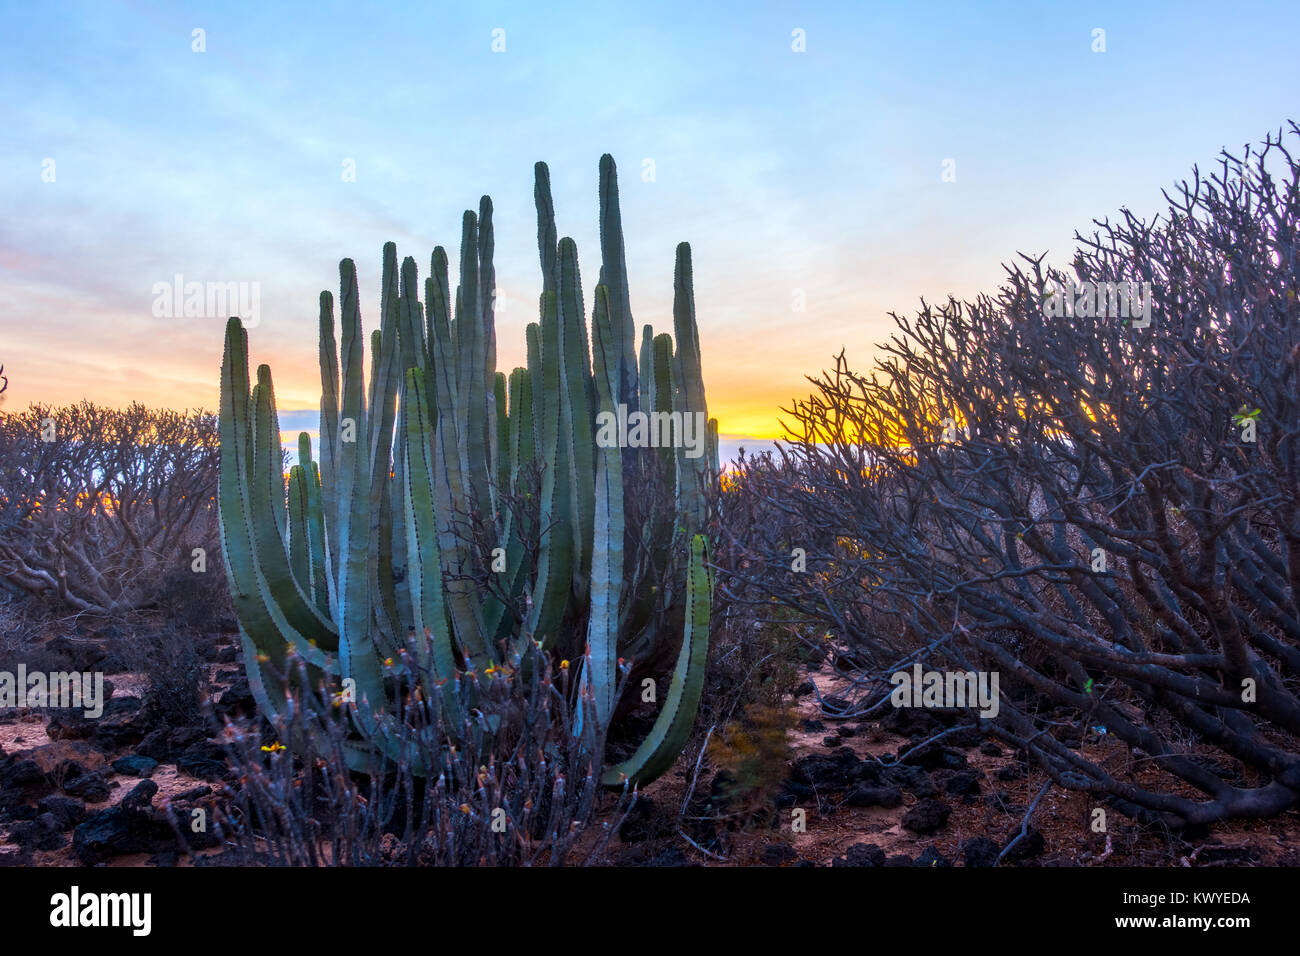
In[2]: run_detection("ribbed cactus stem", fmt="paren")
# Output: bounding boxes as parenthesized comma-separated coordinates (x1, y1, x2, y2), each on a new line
(217, 156, 714, 788)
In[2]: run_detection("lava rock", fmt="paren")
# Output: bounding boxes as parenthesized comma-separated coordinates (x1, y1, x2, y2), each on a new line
(45, 635, 108, 671)
(760, 843, 798, 865)
(134, 729, 174, 762)
(71, 780, 166, 864)
(0, 758, 45, 791)
(800, 719, 825, 733)
(822, 735, 843, 748)
(63, 772, 110, 803)
(121, 779, 158, 813)
(844, 785, 902, 809)
(883, 706, 939, 736)
(833, 843, 886, 867)
(5, 818, 62, 851)
(794, 680, 815, 698)
(944, 726, 985, 748)
(941, 770, 982, 796)
(89, 698, 151, 750)
(37, 795, 87, 830)
(791, 750, 865, 791)
(172, 785, 212, 802)
(835, 726, 857, 739)
(176, 743, 228, 781)
(915, 845, 952, 867)
(902, 741, 967, 771)
(1000, 825, 1045, 863)
(902, 799, 952, 835)
(775, 780, 813, 809)
(138, 726, 207, 763)
(979, 741, 1002, 757)
(963, 836, 1001, 867)
(111, 755, 158, 778)
(887, 764, 937, 798)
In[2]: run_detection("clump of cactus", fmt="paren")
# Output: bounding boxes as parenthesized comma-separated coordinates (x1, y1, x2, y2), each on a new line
(218, 155, 717, 786)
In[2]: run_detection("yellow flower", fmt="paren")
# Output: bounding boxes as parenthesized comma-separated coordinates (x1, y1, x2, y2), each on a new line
(383, 657, 394, 668)
(560, 660, 569, 670)
(261, 742, 286, 753)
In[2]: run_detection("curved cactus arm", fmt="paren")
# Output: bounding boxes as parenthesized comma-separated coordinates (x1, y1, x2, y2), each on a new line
(219, 321, 337, 706)
(287, 464, 312, 598)
(456, 211, 492, 524)
(390, 256, 426, 633)
(401, 367, 458, 681)
(526, 321, 544, 464)
(511, 366, 536, 478)
(597, 153, 638, 412)
(220, 319, 287, 679)
(483, 368, 531, 648)
(251, 364, 288, 542)
(429, 262, 490, 663)
(672, 242, 709, 534)
(638, 324, 655, 416)
(480, 196, 500, 514)
(582, 284, 623, 730)
(334, 259, 388, 718)
(426, 249, 454, 389)
(364, 244, 404, 651)
(300, 438, 332, 618)
(246, 373, 338, 655)
(534, 161, 558, 294)
(651, 332, 678, 480)
(558, 237, 595, 601)
(601, 534, 711, 787)
(318, 291, 341, 584)
(493, 371, 509, 502)
(528, 290, 574, 647)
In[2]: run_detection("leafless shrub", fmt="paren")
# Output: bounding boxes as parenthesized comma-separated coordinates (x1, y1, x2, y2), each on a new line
(0, 402, 219, 615)
(194, 646, 633, 866)
(723, 123, 1300, 826)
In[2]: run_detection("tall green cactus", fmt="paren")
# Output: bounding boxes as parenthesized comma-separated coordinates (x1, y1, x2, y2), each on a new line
(218, 155, 714, 787)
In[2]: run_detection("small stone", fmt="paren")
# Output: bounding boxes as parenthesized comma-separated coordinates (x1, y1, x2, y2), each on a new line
(902, 799, 952, 835)
(760, 843, 798, 865)
(111, 755, 158, 778)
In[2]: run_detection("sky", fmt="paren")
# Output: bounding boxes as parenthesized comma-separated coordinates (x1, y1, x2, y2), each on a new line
(3, 0, 1299, 462)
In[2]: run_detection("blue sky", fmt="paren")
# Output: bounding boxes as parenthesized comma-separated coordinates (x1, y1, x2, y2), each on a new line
(2, 0, 1298, 459)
